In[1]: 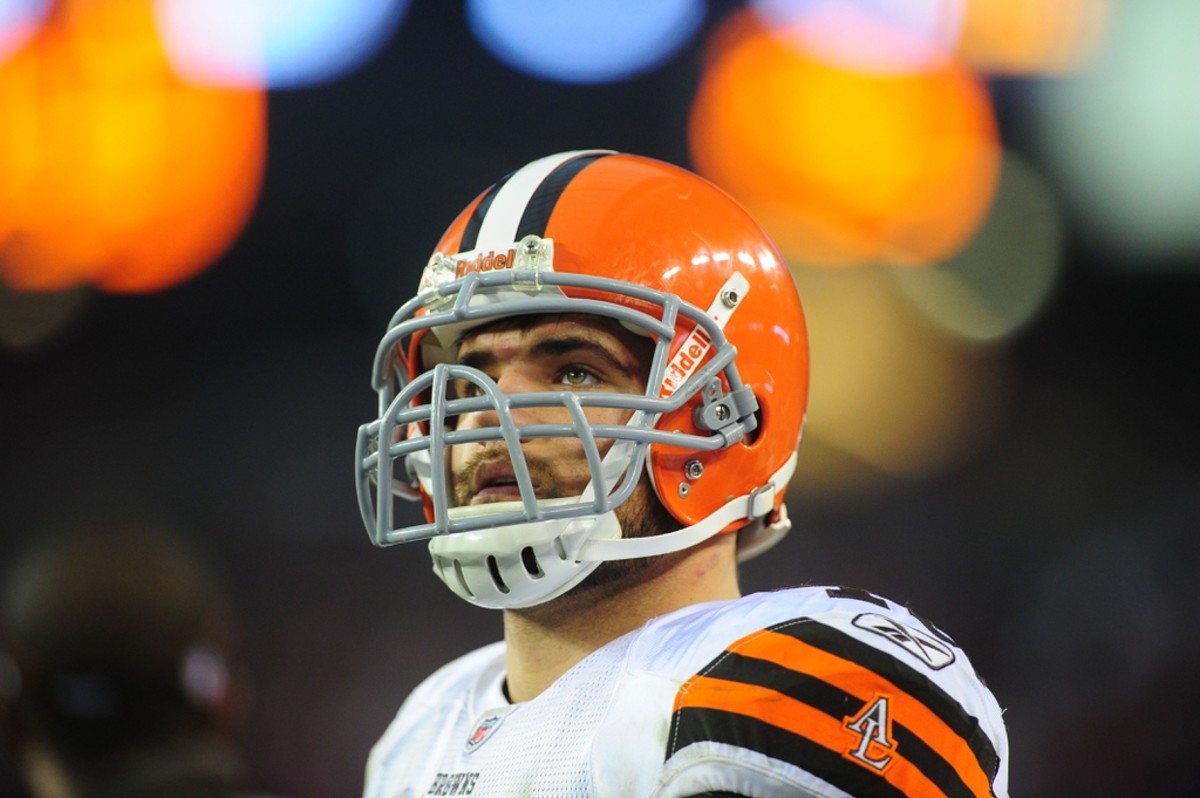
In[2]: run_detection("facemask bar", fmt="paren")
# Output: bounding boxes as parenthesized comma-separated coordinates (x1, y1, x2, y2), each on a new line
(355, 269, 758, 549)
(381, 365, 653, 545)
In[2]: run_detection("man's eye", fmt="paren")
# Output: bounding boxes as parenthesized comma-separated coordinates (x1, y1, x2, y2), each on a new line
(453, 381, 485, 399)
(559, 367, 598, 387)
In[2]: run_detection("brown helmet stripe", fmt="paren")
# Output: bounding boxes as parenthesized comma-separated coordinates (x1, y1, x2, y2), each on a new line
(459, 150, 616, 253)
(458, 175, 510, 252)
(514, 152, 611, 240)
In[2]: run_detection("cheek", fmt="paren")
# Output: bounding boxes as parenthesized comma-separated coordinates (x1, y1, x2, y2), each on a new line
(446, 406, 635, 471)
(558, 407, 630, 452)
(449, 442, 476, 475)
(585, 406, 637, 427)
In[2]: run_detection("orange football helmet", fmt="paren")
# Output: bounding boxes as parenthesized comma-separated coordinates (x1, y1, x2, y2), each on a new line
(356, 151, 809, 608)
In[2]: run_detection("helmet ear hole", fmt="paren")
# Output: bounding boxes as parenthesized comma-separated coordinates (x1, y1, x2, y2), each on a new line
(743, 401, 764, 446)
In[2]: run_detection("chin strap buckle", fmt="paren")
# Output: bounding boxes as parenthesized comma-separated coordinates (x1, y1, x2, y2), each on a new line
(748, 480, 777, 519)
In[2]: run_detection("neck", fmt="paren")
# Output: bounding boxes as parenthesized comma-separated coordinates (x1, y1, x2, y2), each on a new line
(501, 533, 739, 703)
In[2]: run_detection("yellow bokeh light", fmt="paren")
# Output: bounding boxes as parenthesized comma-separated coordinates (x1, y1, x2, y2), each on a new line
(957, 0, 1111, 75)
(689, 11, 1000, 268)
(789, 264, 1010, 494)
(0, 0, 266, 293)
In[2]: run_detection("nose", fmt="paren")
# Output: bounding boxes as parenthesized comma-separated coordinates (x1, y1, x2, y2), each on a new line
(453, 363, 546, 433)
(494, 365, 543, 396)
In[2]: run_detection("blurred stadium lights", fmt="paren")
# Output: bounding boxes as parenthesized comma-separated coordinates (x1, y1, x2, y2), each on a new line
(0, 0, 1165, 427)
(789, 263, 1011, 494)
(749, 0, 966, 73)
(1028, 0, 1200, 267)
(0, 0, 49, 62)
(688, 9, 1000, 268)
(0, 281, 89, 350)
(154, 0, 413, 89)
(890, 152, 1064, 343)
(0, 0, 266, 294)
(957, 0, 1111, 75)
(464, 0, 706, 84)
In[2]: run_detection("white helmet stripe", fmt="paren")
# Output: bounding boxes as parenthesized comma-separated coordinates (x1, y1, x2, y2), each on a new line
(474, 149, 614, 251)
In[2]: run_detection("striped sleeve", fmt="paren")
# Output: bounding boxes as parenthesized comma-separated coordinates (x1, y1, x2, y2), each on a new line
(666, 617, 1002, 798)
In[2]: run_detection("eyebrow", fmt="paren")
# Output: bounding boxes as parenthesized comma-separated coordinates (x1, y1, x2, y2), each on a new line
(458, 334, 641, 377)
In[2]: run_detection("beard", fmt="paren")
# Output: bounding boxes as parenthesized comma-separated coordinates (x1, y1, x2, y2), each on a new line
(566, 475, 681, 594)
(451, 444, 681, 603)
(451, 447, 567, 507)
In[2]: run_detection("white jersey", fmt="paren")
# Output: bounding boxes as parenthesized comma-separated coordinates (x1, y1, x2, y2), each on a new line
(364, 587, 1009, 797)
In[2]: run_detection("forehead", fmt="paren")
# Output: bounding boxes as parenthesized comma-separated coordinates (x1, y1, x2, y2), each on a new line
(457, 313, 653, 360)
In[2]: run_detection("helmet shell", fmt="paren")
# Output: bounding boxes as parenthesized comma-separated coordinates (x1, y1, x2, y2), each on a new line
(415, 152, 808, 531)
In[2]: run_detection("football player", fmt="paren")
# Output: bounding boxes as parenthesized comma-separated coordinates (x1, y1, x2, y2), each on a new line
(355, 151, 1009, 797)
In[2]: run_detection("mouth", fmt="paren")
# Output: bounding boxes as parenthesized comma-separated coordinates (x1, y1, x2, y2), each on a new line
(468, 461, 524, 504)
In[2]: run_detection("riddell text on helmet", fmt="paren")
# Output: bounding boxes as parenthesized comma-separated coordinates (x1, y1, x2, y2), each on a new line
(662, 324, 713, 397)
(454, 249, 516, 278)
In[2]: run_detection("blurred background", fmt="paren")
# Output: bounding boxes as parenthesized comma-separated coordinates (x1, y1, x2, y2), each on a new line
(0, 0, 1196, 795)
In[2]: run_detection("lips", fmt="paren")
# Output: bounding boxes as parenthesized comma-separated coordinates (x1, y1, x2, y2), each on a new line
(468, 460, 524, 504)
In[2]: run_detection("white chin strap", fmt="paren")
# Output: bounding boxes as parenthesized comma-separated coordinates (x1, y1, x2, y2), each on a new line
(577, 451, 796, 562)
(427, 452, 797, 610)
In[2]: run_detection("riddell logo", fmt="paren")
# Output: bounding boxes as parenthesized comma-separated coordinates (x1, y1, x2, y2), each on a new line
(662, 324, 713, 396)
(455, 249, 516, 278)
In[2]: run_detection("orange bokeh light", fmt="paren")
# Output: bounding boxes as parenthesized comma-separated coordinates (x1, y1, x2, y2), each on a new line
(957, 0, 1110, 76)
(0, 0, 266, 293)
(689, 11, 1000, 267)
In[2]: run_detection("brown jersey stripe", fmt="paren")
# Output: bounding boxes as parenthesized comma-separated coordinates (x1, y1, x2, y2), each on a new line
(768, 619, 999, 786)
(727, 625, 995, 797)
(671, 707, 908, 797)
(672, 678, 945, 797)
(687, 650, 982, 798)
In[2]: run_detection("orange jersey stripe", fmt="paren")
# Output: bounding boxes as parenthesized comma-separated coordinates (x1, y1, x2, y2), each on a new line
(676, 674, 944, 796)
(728, 628, 992, 797)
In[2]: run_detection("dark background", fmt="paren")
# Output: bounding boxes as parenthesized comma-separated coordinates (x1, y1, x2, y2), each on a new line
(2, 2, 1198, 796)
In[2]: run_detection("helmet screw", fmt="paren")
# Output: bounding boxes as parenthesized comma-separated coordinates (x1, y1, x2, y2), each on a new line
(522, 236, 541, 254)
(678, 482, 690, 498)
(714, 404, 730, 421)
(720, 289, 740, 308)
(684, 460, 704, 480)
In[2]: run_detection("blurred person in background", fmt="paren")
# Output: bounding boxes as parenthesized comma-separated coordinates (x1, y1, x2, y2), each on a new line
(354, 150, 1010, 796)
(0, 523, 263, 798)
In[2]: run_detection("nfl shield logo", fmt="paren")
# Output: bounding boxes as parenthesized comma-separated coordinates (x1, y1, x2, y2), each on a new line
(465, 711, 509, 753)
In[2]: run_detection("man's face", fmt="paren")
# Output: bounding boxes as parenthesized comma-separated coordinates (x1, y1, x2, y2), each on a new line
(448, 313, 654, 508)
